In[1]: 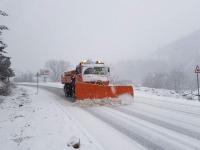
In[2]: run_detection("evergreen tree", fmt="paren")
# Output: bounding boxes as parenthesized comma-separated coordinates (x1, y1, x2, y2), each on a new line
(0, 10, 14, 82)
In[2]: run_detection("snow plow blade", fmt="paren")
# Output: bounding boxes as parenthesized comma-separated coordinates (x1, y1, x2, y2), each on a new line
(75, 82, 134, 100)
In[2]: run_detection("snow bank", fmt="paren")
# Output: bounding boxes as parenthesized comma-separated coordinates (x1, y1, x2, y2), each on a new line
(135, 86, 180, 97)
(135, 86, 200, 101)
(73, 94, 133, 107)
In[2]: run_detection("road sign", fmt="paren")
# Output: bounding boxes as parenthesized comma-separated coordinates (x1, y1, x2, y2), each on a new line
(40, 69, 50, 75)
(195, 65, 200, 73)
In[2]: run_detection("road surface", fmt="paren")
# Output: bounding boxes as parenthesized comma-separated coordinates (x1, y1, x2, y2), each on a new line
(18, 84, 200, 150)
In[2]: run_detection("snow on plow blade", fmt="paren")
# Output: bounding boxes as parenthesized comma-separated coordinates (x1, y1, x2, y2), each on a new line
(75, 82, 134, 100)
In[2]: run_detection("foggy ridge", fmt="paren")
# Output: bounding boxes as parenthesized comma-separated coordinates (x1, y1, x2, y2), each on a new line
(113, 30, 200, 90)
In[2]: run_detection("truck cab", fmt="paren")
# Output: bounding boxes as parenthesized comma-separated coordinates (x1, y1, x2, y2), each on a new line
(61, 60, 110, 97)
(75, 60, 110, 85)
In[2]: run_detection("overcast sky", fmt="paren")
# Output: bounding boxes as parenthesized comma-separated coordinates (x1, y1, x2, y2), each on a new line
(1, 0, 200, 72)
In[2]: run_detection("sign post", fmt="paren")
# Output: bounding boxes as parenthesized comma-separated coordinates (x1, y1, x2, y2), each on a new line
(195, 65, 200, 101)
(36, 72, 39, 95)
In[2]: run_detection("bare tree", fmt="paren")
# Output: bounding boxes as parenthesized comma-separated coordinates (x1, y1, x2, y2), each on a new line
(45, 60, 71, 81)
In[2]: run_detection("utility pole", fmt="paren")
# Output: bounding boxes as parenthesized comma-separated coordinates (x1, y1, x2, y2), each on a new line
(195, 65, 200, 101)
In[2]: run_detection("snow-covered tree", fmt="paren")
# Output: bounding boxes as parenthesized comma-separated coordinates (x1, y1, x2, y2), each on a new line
(143, 70, 191, 92)
(0, 10, 14, 95)
(143, 73, 167, 89)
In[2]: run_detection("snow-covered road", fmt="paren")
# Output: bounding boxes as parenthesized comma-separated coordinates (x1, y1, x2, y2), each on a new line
(2, 83, 200, 150)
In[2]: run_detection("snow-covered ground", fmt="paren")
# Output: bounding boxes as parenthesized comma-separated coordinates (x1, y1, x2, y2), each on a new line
(0, 86, 143, 150)
(2, 83, 200, 150)
(0, 87, 102, 150)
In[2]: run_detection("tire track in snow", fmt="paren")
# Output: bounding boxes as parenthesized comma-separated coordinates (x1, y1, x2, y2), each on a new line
(137, 96, 200, 108)
(114, 107, 200, 140)
(136, 101, 200, 117)
(126, 103, 200, 128)
(123, 104, 200, 129)
(89, 107, 200, 150)
(86, 109, 164, 150)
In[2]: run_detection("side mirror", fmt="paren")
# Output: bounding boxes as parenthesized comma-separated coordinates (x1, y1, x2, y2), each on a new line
(108, 68, 110, 73)
(76, 67, 81, 74)
(76, 68, 78, 74)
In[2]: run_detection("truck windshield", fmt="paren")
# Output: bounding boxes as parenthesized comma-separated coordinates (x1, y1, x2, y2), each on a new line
(84, 67, 108, 75)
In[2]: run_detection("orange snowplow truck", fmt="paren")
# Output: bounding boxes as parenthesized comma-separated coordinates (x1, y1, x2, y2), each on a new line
(61, 60, 134, 100)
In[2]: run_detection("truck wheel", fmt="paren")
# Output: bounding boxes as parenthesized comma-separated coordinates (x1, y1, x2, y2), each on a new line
(64, 84, 71, 97)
